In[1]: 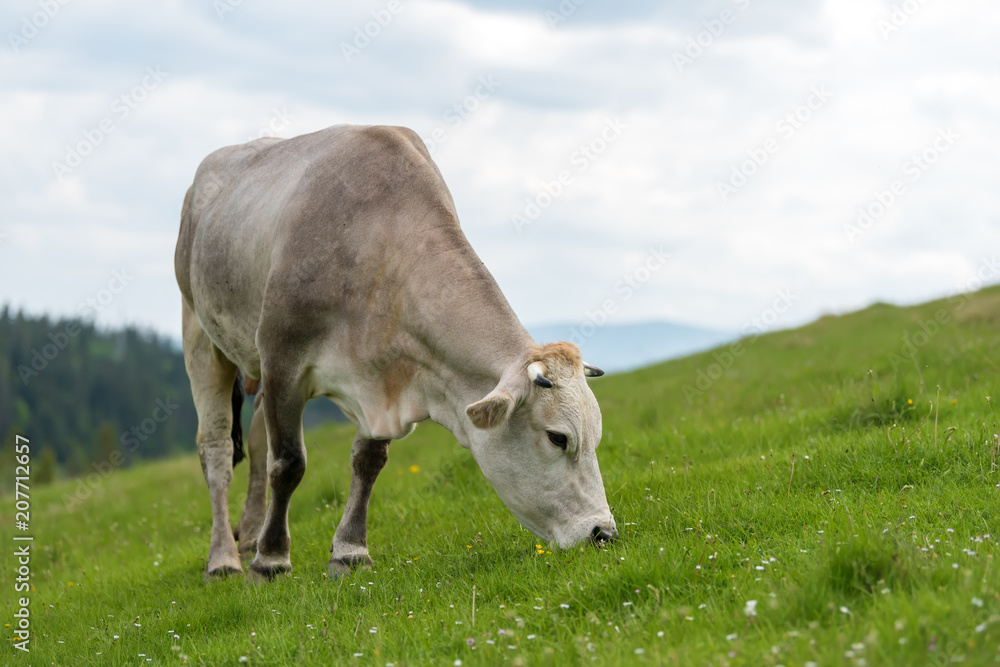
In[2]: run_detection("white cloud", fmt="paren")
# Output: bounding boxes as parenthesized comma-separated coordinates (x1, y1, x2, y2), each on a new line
(0, 0, 997, 341)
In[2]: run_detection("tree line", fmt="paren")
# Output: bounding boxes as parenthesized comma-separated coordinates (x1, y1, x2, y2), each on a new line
(0, 307, 200, 488)
(0, 307, 347, 492)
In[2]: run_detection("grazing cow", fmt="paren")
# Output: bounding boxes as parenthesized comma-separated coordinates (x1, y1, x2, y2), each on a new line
(174, 124, 617, 580)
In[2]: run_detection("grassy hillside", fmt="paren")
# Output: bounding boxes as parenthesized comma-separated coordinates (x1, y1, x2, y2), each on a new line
(4, 286, 1000, 665)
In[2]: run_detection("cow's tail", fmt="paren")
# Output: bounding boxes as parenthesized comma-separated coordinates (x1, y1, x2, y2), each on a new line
(231, 371, 246, 467)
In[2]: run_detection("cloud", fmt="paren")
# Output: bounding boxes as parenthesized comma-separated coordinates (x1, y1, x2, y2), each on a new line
(0, 0, 997, 341)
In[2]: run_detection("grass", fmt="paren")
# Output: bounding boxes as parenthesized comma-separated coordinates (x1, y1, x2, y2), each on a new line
(4, 285, 1000, 665)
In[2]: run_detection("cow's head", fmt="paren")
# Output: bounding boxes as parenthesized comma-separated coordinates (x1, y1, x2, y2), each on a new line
(465, 342, 617, 548)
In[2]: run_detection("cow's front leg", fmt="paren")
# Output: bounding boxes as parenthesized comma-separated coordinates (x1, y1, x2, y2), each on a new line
(329, 435, 391, 577)
(248, 380, 307, 583)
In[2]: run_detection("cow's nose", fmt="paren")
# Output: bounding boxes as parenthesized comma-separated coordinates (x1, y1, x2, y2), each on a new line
(591, 525, 618, 544)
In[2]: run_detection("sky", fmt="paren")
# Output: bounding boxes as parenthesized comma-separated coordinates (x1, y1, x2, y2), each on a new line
(1, 0, 997, 342)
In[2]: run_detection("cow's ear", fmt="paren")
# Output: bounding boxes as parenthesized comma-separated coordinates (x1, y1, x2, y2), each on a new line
(466, 389, 514, 429)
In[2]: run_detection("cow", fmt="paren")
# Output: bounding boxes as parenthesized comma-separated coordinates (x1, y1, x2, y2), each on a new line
(174, 124, 618, 580)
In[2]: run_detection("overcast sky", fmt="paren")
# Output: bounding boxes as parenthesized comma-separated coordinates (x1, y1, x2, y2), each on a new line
(1, 0, 997, 341)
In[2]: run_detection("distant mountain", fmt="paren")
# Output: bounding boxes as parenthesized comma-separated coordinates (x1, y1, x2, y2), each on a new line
(528, 321, 735, 374)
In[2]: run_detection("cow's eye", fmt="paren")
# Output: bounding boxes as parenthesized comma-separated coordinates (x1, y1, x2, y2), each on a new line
(547, 431, 568, 450)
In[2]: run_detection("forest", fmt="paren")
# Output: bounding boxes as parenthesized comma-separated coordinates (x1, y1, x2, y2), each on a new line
(0, 307, 343, 488)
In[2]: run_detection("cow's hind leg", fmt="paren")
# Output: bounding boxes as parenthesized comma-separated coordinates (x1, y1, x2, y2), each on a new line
(236, 391, 268, 561)
(248, 373, 307, 582)
(182, 301, 242, 578)
(329, 434, 391, 577)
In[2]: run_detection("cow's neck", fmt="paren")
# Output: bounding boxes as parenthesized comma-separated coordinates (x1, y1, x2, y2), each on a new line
(404, 236, 534, 446)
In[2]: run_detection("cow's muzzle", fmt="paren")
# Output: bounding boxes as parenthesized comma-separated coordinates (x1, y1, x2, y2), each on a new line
(591, 525, 618, 545)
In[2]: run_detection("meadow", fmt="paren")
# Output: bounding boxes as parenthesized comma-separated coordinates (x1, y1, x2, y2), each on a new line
(4, 285, 1000, 665)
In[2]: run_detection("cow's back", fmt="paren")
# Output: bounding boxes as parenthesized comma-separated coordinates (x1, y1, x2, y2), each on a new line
(175, 125, 463, 380)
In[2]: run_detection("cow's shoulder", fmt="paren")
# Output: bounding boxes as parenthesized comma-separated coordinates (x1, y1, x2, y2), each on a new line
(333, 125, 455, 210)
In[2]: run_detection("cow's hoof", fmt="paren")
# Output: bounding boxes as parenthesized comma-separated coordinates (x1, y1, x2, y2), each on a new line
(205, 551, 243, 579)
(204, 564, 242, 581)
(328, 554, 373, 579)
(247, 558, 291, 585)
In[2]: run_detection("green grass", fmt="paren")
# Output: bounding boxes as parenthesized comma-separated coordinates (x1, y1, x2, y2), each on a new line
(5, 285, 1000, 665)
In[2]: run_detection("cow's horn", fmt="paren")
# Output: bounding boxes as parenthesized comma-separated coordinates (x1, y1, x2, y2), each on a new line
(583, 363, 605, 377)
(527, 361, 553, 388)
